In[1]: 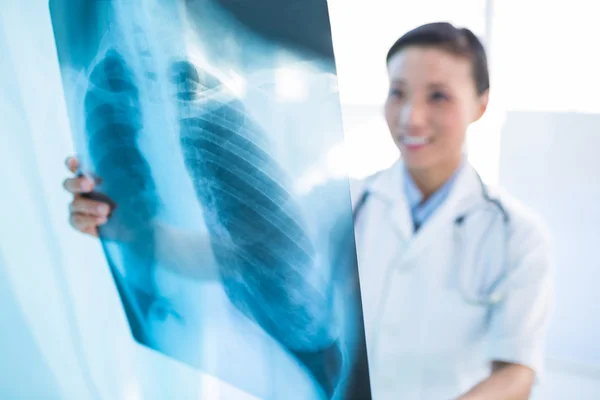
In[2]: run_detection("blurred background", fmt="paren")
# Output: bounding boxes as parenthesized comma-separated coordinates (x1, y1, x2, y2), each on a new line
(1, 0, 599, 398)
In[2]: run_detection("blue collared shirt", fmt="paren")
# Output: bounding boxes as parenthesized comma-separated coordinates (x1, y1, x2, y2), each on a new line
(402, 161, 464, 231)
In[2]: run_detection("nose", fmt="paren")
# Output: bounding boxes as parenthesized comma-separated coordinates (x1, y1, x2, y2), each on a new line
(399, 99, 426, 129)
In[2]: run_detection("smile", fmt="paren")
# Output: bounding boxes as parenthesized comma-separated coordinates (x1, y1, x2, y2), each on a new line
(400, 135, 433, 147)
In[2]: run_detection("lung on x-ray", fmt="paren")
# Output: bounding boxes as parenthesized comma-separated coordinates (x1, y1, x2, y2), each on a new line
(49, 1, 371, 398)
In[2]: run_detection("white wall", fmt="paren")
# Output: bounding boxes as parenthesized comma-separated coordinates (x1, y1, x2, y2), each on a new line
(498, 112, 600, 399)
(491, 2, 600, 397)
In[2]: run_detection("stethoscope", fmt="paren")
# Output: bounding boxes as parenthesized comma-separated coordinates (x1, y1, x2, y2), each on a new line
(351, 169, 511, 306)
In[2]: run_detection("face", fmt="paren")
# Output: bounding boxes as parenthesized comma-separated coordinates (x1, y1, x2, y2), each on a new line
(384, 46, 488, 172)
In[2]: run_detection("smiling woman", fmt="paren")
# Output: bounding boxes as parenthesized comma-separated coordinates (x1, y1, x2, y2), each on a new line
(347, 21, 553, 400)
(326, 0, 490, 181)
(383, 23, 489, 198)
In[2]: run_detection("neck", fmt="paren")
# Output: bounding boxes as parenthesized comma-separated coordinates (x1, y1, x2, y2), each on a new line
(408, 156, 463, 202)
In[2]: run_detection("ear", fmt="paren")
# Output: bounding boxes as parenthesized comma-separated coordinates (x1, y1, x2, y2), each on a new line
(472, 89, 489, 122)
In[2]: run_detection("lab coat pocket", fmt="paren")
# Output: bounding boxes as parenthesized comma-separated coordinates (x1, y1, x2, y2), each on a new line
(433, 288, 489, 350)
(438, 267, 488, 341)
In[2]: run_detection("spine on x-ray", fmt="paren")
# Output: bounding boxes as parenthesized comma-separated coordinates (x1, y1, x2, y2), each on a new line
(83, 50, 159, 332)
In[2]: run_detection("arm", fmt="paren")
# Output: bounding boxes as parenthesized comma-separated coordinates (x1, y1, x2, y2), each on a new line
(64, 156, 221, 282)
(457, 361, 534, 400)
(459, 215, 555, 400)
(152, 223, 221, 281)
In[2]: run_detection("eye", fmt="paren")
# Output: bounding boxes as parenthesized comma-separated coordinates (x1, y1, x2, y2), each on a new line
(388, 88, 405, 99)
(429, 90, 449, 103)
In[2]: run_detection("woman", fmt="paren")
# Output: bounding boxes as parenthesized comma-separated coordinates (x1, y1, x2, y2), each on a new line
(346, 22, 554, 399)
(64, 22, 554, 399)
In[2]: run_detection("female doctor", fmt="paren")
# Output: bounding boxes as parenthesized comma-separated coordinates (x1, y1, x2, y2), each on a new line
(346, 22, 554, 399)
(63, 22, 554, 400)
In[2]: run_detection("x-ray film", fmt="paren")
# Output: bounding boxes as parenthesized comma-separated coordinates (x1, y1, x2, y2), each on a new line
(49, 0, 371, 398)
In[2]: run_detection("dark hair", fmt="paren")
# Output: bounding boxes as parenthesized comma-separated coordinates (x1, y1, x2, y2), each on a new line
(386, 22, 489, 95)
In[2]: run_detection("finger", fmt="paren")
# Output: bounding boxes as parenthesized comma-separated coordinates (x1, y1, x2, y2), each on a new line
(65, 156, 79, 174)
(63, 176, 95, 194)
(69, 213, 107, 233)
(69, 198, 111, 218)
(81, 226, 100, 238)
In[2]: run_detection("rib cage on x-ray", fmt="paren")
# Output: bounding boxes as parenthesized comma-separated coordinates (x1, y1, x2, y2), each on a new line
(83, 50, 159, 341)
(172, 61, 336, 353)
(81, 51, 341, 396)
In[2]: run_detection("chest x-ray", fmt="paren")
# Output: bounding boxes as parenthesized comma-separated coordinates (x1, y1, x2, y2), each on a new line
(49, 0, 370, 398)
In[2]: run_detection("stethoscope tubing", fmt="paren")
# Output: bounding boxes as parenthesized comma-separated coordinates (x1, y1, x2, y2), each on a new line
(351, 170, 510, 305)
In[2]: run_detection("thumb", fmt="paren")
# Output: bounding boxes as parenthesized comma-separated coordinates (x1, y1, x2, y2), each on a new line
(65, 156, 79, 174)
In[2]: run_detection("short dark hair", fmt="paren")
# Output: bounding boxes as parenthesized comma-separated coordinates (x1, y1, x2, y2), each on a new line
(386, 22, 489, 95)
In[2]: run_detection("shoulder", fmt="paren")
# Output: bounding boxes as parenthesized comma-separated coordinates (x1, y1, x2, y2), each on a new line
(491, 186, 553, 259)
(313, 176, 368, 212)
(495, 188, 550, 237)
(300, 177, 359, 227)
(348, 163, 398, 206)
(348, 177, 367, 207)
(305, 163, 397, 216)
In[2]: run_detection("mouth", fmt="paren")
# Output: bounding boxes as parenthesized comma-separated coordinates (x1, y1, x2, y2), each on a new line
(399, 135, 433, 149)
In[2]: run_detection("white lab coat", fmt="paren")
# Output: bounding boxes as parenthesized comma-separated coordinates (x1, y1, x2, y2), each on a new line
(350, 159, 555, 400)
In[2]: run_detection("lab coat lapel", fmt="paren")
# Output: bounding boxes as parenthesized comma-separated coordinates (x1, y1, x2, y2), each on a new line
(400, 162, 483, 262)
(368, 160, 414, 241)
(447, 163, 488, 218)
